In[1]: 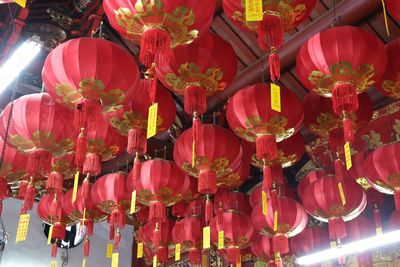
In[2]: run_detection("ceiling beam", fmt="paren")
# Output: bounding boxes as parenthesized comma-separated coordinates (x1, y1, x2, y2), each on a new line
(207, 0, 382, 111)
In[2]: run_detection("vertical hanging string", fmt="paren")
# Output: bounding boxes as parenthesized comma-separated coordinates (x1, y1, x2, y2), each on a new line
(381, 0, 390, 36)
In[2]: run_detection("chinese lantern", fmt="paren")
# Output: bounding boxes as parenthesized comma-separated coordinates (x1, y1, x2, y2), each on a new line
(346, 215, 374, 267)
(226, 83, 303, 196)
(386, 0, 400, 22)
(251, 234, 272, 263)
(42, 37, 139, 134)
(172, 176, 200, 218)
(172, 216, 205, 265)
(297, 169, 324, 200)
(210, 211, 254, 264)
(91, 172, 131, 248)
(249, 183, 296, 209)
(296, 26, 387, 143)
(105, 80, 175, 156)
(103, 0, 215, 67)
(222, 0, 317, 81)
(363, 143, 400, 211)
(290, 224, 329, 256)
(251, 197, 307, 265)
(214, 189, 251, 216)
(302, 175, 367, 241)
(0, 137, 27, 183)
(131, 159, 189, 223)
(142, 219, 174, 263)
(377, 38, 400, 98)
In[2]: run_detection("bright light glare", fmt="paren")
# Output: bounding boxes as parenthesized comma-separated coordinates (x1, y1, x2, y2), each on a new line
(0, 36, 42, 93)
(296, 229, 400, 265)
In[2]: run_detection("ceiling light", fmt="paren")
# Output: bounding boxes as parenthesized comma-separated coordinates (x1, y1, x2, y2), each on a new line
(296, 229, 400, 266)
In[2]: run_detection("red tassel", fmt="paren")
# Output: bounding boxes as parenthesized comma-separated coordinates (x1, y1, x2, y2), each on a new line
(217, 207, 224, 227)
(172, 201, 186, 218)
(192, 117, 200, 142)
(395, 190, 400, 211)
(256, 135, 277, 161)
(109, 224, 115, 240)
(127, 128, 147, 155)
(334, 159, 345, 182)
(258, 14, 283, 51)
(198, 169, 217, 195)
(373, 207, 382, 231)
(139, 28, 171, 67)
(328, 217, 347, 240)
(331, 83, 359, 115)
(184, 86, 207, 115)
(117, 210, 126, 229)
(114, 230, 121, 251)
(188, 248, 201, 265)
(343, 117, 354, 144)
(18, 181, 28, 199)
(0, 178, 8, 199)
(205, 198, 213, 224)
(84, 238, 90, 257)
(46, 172, 64, 194)
(51, 242, 58, 258)
(328, 128, 344, 153)
(27, 149, 52, 177)
(75, 128, 88, 167)
(269, 53, 281, 81)
(271, 165, 284, 185)
(263, 166, 272, 192)
(153, 223, 161, 248)
(82, 153, 101, 176)
(53, 223, 66, 240)
(82, 176, 90, 205)
(86, 220, 94, 236)
(272, 235, 289, 254)
(157, 246, 168, 262)
(22, 183, 36, 212)
(74, 98, 102, 131)
(128, 155, 141, 190)
(149, 200, 166, 222)
(227, 247, 241, 264)
(270, 189, 278, 211)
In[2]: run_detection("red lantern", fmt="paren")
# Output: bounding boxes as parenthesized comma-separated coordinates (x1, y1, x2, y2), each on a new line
(302, 175, 367, 241)
(105, 80, 175, 155)
(296, 26, 387, 143)
(386, 0, 400, 22)
(172, 216, 205, 265)
(290, 225, 329, 256)
(142, 219, 174, 263)
(303, 93, 373, 139)
(157, 33, 237, 116)
(91, 172, 131, 248)
(42, 37, 139, 132)
(251, 234, 272, 263)
(131, 159, 189, 223)
(297, 169, 324, 201)
(103, 0, 215, 67)
(222, 0, 316, 81)
(210, 211, 254, 264)
(363, 143, 400, 211)
(0, 136, 27, 183)
(226, 83, 303, 194)
(251, 197, 307, 261)
(214, 189, 251, 216)
(249, 183, 296, 208)
(377, 38, 400, 98)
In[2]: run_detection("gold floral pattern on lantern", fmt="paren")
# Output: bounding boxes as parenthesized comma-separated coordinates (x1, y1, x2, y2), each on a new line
(98, 199, 131, 214)
(223, 236, 250, 249)
(234, 115, 293, 142)
(164, 63, 226, 95)
(52, 158, 74, 180)
(0, 163, 26, 183)
(217, 171, 242, 188)
(114, 0, 198, 47)
(386, 174, 400, 188)
(54, 78, 125, 112)
(68, 209, 107, 223)
(356, 178, 372, 190)
(137, 188, 184, 206)
(382, 80, 400, 99)
(109, 111, 165, 135)
(251, 149, 298, 168)
(310, 112, 359, 137)
(182, 157, 232, 177)
(361, 130, 383, 150)
(9, 131, 75, 158)
(232, 0, 308, 32)
(87, 139, 120, 161)
(308, 61, 376, 97)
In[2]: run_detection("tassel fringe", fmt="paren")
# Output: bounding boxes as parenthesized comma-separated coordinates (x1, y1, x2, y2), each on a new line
(127, 128, 147, 155)
(198, 169, 217, 195)
(82, 153, 101, 176)
(184, 86, 207, 115)
(139, 28, 171, 67)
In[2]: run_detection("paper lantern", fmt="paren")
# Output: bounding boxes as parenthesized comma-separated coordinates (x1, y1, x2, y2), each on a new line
(251, 234, 272, 263)
(290, 225, 329, 256)
(142, 219, 174, 263)
(0, 136, 27, 183)
(297, 169, 325, 200)
(249, 183, 296, 208)
(377, 38, 400, 98)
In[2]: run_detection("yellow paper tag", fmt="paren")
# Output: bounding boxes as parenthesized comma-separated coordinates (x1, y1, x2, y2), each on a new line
(72, 171, 80, 203)
(47, 225, 54, 245)
(218, 230, 224, 250)
(245, 0, 263, 21)
(106, 243, 113, 258)
(15, 0, 26, 7)
(273, 210, 278, 231)
(203, 226, 210, 249)
(112, 253, 119, 267)
(137, 242, 143, 258)
(271, 83, 281, 112)
(330, 241, 337, 248)
(344, 142, 352, 170)
(381, 0, 390, 36)
(202, 255, 207, 267)
(153, 255, 157, 267)
(147, 103, 158, 139)
(130, 190, 137, 214)
(376, 227, 383, 236)
(82, 258, 86, 267)
(16, 214, 30, 244)
(261, 191, 268, 216)
(50, 260, 57, 267)
(192, 140, 196, 168)
(338, 182, 346, 206)
(237, 256, 242, 267)
(175, 243, 181, 261)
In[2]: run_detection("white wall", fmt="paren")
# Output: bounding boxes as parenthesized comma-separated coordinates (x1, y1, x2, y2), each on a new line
(1, 198, 133, 267)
